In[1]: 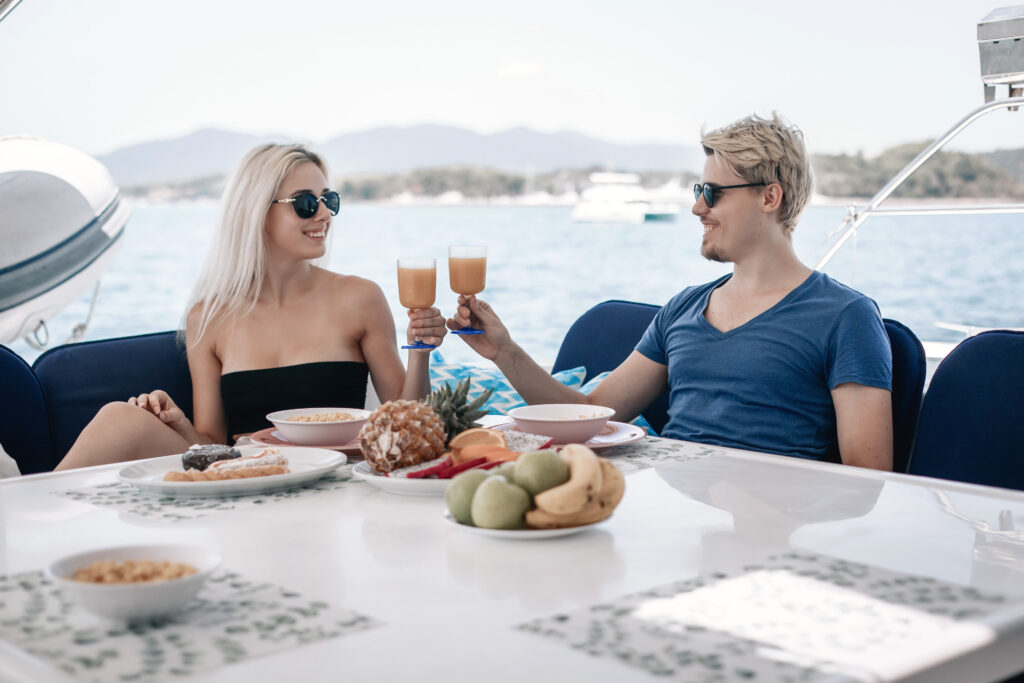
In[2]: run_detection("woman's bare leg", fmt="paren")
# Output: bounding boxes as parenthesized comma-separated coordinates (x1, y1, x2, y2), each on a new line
(55, 402, 193, 470)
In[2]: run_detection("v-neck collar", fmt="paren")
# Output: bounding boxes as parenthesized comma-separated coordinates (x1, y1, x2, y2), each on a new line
(698, 271, 819, 338)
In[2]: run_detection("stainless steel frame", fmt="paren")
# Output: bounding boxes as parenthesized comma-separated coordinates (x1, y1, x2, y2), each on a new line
(815, 97, 1024, 269)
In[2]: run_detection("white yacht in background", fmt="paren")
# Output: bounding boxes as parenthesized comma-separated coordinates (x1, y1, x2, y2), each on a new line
(0, 137, 129, 347)
(571, 172, 682, 223)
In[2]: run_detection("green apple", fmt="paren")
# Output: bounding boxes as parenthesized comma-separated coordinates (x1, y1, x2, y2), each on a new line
(491, 462, 517, 480)
(445, 469, 492, 525)
(470, 476, 530, 529)
(514, 449, 569, 496)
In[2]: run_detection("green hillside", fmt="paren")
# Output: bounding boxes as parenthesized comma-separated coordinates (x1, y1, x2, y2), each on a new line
(812, 143, 1024, 199)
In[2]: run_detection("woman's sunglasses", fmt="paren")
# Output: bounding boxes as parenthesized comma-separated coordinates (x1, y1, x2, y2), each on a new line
(271, 191, 341, 219)
(693, 182, 766, 208)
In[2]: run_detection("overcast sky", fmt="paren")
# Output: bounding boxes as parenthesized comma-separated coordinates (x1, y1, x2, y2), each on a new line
(0, 0, 1019, 157)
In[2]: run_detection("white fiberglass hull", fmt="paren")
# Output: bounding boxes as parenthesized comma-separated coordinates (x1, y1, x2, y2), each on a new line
(0, 137, 129, 345)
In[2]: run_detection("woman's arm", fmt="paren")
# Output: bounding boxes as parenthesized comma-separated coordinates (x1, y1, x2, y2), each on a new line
(182, 306, 228, 444)
(359, 281, 444, 402)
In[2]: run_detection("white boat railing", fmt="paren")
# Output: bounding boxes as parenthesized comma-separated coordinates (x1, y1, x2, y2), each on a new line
(815, 96, 1024, 269)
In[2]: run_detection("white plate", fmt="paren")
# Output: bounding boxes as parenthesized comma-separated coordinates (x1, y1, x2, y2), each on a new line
(351, 461, 449, 497)
(249, 427, 363, 457)
(492, 420, 646, 451)
(442, 511, 604, 539)
(117, 446, 346, 498)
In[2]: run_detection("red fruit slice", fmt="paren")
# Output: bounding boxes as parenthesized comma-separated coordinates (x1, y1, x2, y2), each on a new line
(387, 454, 452, 479)
(436, 456, 488, 479)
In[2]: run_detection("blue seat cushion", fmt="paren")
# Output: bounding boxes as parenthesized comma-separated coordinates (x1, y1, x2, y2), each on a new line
(0, 344, 51, 474)
(551, 300, 670, 435)
(33, 331, 193, 464)
(909, 330, 1024, 489)
(883, 319, 926, 473)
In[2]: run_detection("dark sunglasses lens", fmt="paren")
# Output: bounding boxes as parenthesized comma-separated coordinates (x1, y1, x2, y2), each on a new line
(323, 191, 340, 215)
(694, 184, 715, 208)
(703, 185, 715, 208)
(292, 193, 319, 218)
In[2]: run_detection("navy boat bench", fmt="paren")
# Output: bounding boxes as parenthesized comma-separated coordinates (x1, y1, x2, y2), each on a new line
(1, 332, 192, 474)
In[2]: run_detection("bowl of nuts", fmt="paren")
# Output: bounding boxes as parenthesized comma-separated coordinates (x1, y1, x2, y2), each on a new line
(49, 544, 221, 621)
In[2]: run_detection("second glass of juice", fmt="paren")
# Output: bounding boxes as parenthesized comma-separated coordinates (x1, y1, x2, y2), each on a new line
(397, 257, 437, 349)
(448, 245, 486, 334)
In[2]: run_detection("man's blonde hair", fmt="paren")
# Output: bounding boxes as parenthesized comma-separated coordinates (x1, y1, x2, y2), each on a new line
(183, 143, 332, 345)
(700, 112, 812, 235)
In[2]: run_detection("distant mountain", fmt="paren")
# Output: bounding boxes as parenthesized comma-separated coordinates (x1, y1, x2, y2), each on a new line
(318, 124, 701, 175)
(98, 129, 281, 186)
(99, 125, 703, 186)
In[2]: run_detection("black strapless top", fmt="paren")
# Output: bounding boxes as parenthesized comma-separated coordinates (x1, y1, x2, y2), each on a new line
(220, 361, 368, 441)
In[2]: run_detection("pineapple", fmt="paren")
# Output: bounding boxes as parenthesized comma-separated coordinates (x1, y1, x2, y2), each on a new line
(424, 379, 495, 445)
(359, 400, 446, 473)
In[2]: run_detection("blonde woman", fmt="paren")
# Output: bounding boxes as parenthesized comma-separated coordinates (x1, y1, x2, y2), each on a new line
(56, 144, 445, 470)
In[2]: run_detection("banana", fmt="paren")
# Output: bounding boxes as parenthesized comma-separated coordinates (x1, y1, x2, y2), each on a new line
(526, 456, 625, 529)
(533, 444, 603, 515)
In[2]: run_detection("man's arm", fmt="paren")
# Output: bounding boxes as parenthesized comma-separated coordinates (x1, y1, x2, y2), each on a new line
(832, 382, 893, 470)
(449, 295, 668, 421)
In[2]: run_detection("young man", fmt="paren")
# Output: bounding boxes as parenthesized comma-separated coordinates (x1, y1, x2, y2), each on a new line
(448, 113, 893, 470)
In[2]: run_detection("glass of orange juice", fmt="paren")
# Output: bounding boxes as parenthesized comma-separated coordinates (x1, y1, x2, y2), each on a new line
(397, 257, 437, 350)
(448, 245, 486, 335)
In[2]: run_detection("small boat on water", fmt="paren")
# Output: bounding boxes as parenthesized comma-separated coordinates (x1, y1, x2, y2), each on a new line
(571, 172, 682, 224)
(0, 137, 130, 346)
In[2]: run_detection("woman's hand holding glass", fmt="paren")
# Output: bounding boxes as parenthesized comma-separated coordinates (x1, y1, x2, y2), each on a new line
(405, 306, 447, 350)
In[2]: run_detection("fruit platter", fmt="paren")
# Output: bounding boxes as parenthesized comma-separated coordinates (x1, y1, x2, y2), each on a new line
(351, 379, 626, 523)
(354, 380, 554, 494)
(443, 443, 624, 534)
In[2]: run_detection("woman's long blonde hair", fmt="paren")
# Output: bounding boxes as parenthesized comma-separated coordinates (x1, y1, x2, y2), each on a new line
(182, 143, 332, 346)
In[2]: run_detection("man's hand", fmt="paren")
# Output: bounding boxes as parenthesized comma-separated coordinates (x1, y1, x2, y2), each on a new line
(446, 295, 512, 360)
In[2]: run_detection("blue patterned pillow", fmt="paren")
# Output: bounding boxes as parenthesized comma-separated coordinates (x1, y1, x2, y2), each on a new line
(580, 371, 658, 436)
(429, 351, 586, 416)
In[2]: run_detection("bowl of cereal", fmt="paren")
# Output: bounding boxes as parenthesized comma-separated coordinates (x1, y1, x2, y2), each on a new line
(265, 407, 371, 446)
(50, 544, 221, 621)
(506, 404, 616, 444)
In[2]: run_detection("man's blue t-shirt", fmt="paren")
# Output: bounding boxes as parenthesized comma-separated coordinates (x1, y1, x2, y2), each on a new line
(636, 271, 892, 462)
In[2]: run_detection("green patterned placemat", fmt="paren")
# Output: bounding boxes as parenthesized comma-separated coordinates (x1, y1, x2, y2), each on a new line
(0, 569, 378, 682)
(604, 437, 721, 473)
(518, 551, 1016, 682)
(56, 467, 360, 522)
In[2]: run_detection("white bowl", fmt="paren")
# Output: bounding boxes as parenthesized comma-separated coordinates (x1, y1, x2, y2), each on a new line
(506, 404, 615, 444)
(266, 407, 370, 446)
(50, 544, 221, 621)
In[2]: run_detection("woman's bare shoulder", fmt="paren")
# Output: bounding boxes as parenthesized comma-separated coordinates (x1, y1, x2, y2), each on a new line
(184, 301, 230, 351)
(315, 268, 385, 303)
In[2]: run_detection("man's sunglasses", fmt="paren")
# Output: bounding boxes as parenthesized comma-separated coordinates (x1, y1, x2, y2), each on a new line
(693, 182, 766, 208)
(271, 191, 341, 219)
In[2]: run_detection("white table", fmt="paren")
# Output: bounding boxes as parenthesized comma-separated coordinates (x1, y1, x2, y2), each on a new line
(2, 437, 1024, 682)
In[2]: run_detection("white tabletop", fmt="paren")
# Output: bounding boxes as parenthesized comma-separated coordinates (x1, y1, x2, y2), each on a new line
(3, 437, 1024, 682)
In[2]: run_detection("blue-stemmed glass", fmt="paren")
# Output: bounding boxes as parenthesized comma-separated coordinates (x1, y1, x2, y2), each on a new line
(397, 257, 437, 350)
(449, 245, 486, 335)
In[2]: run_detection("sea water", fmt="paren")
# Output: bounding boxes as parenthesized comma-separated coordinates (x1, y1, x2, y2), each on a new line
(9, 203, 1024, 365)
